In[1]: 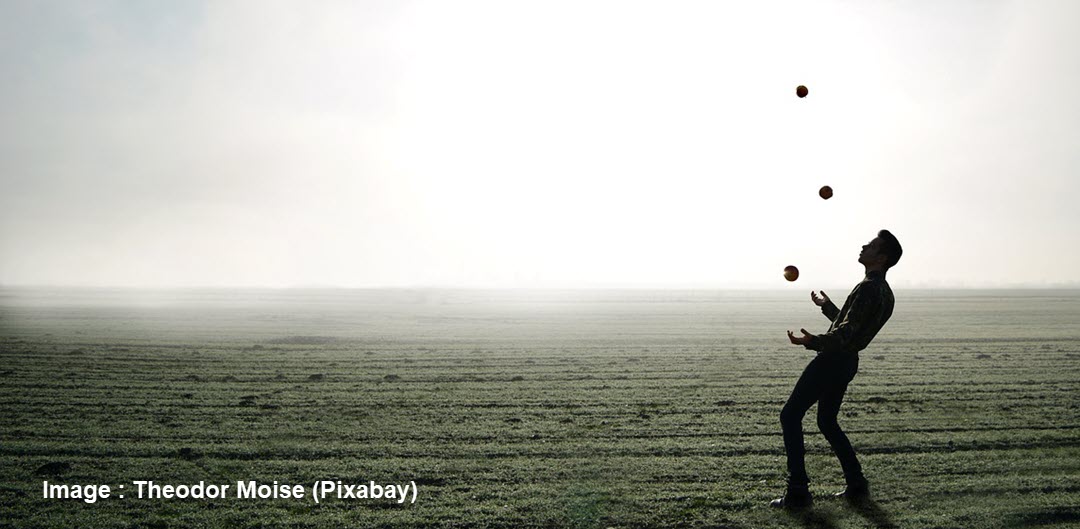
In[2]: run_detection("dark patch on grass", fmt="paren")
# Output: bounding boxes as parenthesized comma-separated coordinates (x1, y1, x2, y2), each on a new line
(976, 353, 992, 359)
(178, 447, 201, 460)
(789, 506, 841, 529)
(414, 477, 448, 486)
(0, 485, 28, 497)
(383, 374, 401, 381)
(307, 373, 326, 381)
(510, 375, 525, 381)
(34, 462, 71, 476)
(1005, 506, 1080, 526)
(847, 498, 898, 529)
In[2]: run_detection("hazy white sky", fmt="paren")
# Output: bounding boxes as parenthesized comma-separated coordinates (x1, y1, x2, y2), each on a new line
(2, 0, 1078, 289)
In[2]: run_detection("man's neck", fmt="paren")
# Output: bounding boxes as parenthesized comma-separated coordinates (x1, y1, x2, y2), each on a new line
(864, 266, 887, 279)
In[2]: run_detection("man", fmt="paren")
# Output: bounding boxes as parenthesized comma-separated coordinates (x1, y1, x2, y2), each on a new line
(770, 230, 902, 509)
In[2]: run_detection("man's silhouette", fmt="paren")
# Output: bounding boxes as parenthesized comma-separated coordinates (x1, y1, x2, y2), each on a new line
(771, 230, 902, 509)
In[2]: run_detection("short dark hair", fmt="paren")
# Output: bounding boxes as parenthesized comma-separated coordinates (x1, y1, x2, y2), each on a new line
(878, 229, 902, 269)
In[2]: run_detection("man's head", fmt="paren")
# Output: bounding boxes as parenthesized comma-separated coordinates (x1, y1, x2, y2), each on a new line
(859, 229, 903, 270)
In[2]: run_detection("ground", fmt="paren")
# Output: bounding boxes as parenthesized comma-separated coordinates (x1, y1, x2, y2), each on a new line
(1, 289, 1078, 528)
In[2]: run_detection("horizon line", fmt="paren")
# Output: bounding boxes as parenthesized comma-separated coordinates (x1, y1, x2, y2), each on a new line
(3, 283, 1080, 291)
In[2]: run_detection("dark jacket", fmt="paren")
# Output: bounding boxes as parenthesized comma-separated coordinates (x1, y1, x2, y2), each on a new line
(806, 270, 894, 356)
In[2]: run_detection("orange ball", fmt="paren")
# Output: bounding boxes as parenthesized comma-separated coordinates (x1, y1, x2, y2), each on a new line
(784, 265, 799, 282)
(796, 85, 808, 98)
(819, 185, 833, 200)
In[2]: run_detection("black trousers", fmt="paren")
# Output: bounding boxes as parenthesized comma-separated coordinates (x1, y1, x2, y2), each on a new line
(780, 352, 863, 488)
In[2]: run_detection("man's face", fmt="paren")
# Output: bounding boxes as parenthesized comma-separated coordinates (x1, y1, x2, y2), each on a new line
(858, 236, 887, 267)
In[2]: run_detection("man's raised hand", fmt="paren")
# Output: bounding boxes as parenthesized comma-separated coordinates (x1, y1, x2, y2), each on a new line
(787, 328, 816, 346)
(811, 291, 830, 307)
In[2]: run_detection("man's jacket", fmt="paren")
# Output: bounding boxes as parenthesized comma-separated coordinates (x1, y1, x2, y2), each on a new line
(805, 270, 894, 356)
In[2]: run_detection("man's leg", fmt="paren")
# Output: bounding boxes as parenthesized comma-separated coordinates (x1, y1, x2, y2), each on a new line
(777, 359, 828, 500)
(816, 356, 868, 497)
(816, 380, 865, 486)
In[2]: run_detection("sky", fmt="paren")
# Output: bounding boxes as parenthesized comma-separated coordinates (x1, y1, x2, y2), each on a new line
(2, 0, 1078, 289)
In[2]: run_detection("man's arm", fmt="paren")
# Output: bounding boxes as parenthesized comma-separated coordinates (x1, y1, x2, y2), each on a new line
(804, 285, 884, 353)
(821, 300, 839, 321)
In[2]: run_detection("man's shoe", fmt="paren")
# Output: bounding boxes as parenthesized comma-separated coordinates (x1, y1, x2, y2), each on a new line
(833, 480, 870, 501)
(770, 489, 813, 509)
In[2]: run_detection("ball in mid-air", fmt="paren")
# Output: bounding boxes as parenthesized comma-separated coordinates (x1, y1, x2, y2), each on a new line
(819, 185, 833, 200)
(796, 85, 808, 98)
(783, 265, 799, 282)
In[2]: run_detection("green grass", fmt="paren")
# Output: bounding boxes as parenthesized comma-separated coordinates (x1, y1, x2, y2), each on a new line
(1, 289, 1079, 528)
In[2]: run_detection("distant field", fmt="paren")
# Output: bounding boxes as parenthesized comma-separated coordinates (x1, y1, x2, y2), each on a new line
(2, 288, 1079, 528)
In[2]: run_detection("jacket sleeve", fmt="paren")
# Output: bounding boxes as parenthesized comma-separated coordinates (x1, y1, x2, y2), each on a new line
(821, 299, 840, 321)
(805, 285, 883, 353)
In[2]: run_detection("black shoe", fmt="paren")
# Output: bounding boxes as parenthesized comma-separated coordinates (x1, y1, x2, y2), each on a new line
(834, 479, 870, 501)
(770, 489, 813, 509)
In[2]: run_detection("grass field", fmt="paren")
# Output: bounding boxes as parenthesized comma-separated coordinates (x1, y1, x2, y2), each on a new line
(2, 288, 1079, 528)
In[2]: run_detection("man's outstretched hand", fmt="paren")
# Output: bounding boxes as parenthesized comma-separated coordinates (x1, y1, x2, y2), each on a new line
(810, 291, 830, 307)
(787, 328, 816, 346)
